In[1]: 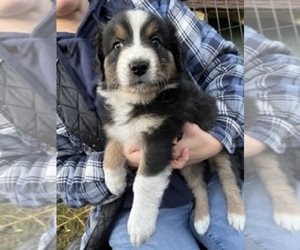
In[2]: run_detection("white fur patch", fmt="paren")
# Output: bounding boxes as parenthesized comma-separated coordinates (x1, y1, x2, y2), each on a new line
(163, 83, 178, 90)
(127, 10, 149, 46)
(104, 167, 127, 196)
(116, 45, 158, 87)
(127, 167, 172, 246)
(98, 88, 165, 146)
(274, 213, 300, 231)
(228, 213, 245, 231)
(115, 10, 159, 87)
(194, 215, 210, 235)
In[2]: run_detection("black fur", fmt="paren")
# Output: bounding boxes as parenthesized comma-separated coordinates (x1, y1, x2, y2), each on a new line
(130, 74, 217, 131)
(96, 10, 218, 177)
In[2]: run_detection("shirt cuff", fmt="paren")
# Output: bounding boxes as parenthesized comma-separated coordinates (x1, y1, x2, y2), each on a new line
(246, 120, 293, 154)
(209, 119, 243, 154)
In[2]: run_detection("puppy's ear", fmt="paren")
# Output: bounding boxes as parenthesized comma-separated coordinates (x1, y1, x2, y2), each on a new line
(165, 19, 184, 73)
(94, 23, 106, 81)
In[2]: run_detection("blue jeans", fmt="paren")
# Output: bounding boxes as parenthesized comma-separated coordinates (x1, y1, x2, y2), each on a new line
(109, 175, 243, 250)
(244, 174, 300, 250)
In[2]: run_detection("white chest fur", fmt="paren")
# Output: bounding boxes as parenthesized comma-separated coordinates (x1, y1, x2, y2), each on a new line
(98, 88, 165, 146)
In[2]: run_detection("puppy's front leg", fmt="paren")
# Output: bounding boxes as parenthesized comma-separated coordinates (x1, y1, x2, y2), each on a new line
(127, 143, 172, 246)
(127, 168, 172, 246)
(103, 139, 126, 196)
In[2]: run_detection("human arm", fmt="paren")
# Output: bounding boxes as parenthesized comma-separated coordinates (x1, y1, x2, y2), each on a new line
(244, 134, 267, 158)
(0, 114, 56, 207)
(56, 117, 133, 208)
(185, 16, 244, 154)
(244, 26, 300, 154)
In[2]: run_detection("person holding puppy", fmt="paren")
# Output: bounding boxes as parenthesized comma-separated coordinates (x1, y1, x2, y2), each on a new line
(57, 0, 244, 249)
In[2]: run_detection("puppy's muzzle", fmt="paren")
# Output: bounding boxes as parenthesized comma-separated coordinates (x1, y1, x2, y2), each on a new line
(130, 60, 149, 77)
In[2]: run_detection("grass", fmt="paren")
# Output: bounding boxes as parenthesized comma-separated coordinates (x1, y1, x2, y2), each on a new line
(57, 204, 91, 250)
(0, 204, 54, 250)
(0, 203, 91, 250)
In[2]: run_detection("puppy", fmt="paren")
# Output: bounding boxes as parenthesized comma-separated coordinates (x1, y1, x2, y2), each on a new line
(95, 9, 244, 246)
(245, 96, 300, 230)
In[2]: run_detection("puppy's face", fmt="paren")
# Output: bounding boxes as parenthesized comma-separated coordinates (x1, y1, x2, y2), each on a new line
(96, 10, 182, 93)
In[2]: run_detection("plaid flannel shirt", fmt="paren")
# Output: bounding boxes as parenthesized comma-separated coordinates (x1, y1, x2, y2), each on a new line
(0, 114, 56, 206)
(56, 0, 244, 248)
(245, 26, 300, 153)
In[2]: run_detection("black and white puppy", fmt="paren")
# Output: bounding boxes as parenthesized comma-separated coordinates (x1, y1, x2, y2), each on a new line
(95, 9, 244, 246)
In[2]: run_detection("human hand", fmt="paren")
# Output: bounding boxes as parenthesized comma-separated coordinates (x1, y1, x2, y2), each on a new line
(123, 122, 223, 170)
(123, 138, 179, 169)
(172, 122, 223, 169)
(123, 144, 141, 170)
(244, 134, 267, 158)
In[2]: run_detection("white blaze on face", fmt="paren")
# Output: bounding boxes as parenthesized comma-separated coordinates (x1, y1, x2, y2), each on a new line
(116, 10, 159, 87)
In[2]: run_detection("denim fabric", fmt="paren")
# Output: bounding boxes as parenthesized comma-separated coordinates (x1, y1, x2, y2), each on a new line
(109, 203, 199, 250)
(109, 175, 243, 250)
(244, 174, 300, 250)
(190, 175, 244, 250)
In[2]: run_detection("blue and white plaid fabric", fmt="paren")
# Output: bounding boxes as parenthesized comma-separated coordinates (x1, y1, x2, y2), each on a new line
(57, 116, 134, 208)
(0, 114, 56, 207)
(245, 26, 300, 153)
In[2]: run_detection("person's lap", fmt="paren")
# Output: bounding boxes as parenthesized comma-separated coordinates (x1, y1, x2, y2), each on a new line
(109, 175, 243, 250)
(190, 175, 243, 250)
(109, 202, 199, 250)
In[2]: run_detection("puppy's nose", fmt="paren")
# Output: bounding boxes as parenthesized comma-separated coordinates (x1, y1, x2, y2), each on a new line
(130, 60, 149, 76)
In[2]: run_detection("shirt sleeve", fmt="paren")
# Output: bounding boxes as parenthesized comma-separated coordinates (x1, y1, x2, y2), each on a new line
(56, 116, 133, 208)
(190, 21, 244, 153)
(169, 0, 244, 153)
(0, 114, 56, 207)
(244, 26, 300, 153)
(132, 0, 244, 153)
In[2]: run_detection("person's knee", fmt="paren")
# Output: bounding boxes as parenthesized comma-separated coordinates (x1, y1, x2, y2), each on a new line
(110, 226, 200, 250)
(201, 230, 243, 250)
(110, 206, 200, 250)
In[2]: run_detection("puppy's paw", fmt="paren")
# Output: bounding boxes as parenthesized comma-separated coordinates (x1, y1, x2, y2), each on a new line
(194, 215, 210, 235)
(228, 213, 245, 231)
(104, 167, 127, 196)
(127, 208, 156, 246)
(274, 213, 300, 231)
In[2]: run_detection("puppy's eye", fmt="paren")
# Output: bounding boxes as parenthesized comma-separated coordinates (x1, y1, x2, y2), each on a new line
(113, 41, 123, 51)
(151, 38, 161, 47)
